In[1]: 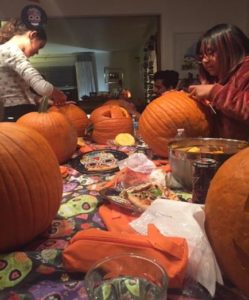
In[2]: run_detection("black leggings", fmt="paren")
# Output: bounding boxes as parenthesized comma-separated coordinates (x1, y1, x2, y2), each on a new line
(3, 104, 38, 122)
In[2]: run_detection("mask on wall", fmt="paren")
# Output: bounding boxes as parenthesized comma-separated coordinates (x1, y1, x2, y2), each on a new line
(21, 4, 47, 29)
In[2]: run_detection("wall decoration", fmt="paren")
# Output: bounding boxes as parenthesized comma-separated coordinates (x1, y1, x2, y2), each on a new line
(143, 35, 158, 103)
(104, 67, 124, 97)
(174, 32, 202, 79)
(104, 67, 124, 84)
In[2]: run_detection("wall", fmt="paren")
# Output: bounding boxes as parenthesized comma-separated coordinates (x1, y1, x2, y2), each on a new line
(1, 0, 249, 70)
(2, 0, 249, 101)
(31, 51, 136, 95)
(95, 52, 110, 92)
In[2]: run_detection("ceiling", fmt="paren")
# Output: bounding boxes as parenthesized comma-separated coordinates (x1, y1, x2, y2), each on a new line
(40, 15, 159, 55)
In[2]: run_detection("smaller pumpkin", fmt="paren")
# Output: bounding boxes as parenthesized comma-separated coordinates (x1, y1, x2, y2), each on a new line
(90, 105, 133, 144)
(17, 97, 77, 164)
(49, 103, 89, 137)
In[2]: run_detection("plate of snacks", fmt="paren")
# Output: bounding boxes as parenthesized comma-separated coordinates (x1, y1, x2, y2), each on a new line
(100, 182, 179, 213)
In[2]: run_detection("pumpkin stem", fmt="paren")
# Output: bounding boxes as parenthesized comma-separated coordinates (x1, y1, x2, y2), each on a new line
(38, 96, 49, 113)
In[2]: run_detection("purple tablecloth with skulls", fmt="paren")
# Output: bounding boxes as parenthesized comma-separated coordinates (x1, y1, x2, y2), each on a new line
(0, 143, 237, 300)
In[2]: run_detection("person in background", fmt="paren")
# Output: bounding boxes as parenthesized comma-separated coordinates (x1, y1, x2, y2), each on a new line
(177, 72, 200, 92)
(189, 23, 249, 141)
(118, 88, 132, 101)
(153, 70, 179, 98)
(0, 15, 67, 121)
(117, 88, 141, 119)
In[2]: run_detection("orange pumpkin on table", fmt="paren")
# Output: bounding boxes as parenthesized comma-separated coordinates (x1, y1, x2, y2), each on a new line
(49, 103, 89, 137)
(205, 147, 249, 297)
(17, 97, 77, 164)
(0, 122, 63, 252)
(139, 91, 212, 157)
(90, 105, 133, 144)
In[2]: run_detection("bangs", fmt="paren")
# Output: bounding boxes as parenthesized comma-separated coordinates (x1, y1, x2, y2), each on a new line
(198, 39, 216, 56)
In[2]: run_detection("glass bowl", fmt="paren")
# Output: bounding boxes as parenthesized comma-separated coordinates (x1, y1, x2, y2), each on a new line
(84, 253, 168, 300)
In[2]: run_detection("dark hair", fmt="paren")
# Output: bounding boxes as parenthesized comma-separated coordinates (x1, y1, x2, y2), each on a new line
(0, 18, 47, 44)
(153, 70, 179, 89)
(196, 23, 249, 84)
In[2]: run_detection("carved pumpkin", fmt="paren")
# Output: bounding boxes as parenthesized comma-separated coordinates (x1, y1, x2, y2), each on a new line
(90, 105, 133, 144)
(205, 147, 249, 296)
(17, 98, 77, 164)
(49, 103, 89, 137)
(0, 122, 63, 252)
(139, 91, 212, 157)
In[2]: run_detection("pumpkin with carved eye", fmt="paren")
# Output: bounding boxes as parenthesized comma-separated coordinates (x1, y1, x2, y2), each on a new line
(90, 105, 133, 144)
(139, 90, 212, 157)
(205, 147, 249, 296)
(49, 103, 89, 137)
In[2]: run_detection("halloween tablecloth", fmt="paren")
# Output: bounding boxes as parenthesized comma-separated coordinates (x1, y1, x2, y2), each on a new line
(0, 142, 244, 300)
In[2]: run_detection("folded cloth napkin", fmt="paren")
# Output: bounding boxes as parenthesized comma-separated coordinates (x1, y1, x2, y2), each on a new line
(62, 223, 188, 288)
(130, 199, 223, 297)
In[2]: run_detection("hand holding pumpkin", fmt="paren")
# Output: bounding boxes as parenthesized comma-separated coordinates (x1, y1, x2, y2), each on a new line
(51, 88, 67, 106)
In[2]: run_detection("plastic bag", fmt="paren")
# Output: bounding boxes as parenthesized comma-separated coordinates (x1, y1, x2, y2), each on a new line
(115, 152, 156, 189)
(130, 199, 223, 297)
(118, 152, 155, 174)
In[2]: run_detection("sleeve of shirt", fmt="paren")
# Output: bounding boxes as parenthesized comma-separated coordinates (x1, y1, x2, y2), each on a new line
(209, 64, 249, 125)
(5, 48, 54, 97)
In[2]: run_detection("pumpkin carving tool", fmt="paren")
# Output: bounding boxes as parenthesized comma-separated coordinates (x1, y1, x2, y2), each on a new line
(205, 100, 217, 114)
(187, 91, 216, 114)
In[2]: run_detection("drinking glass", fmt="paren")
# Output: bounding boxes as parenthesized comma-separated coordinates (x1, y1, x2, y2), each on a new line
(84, 253, 168, 300)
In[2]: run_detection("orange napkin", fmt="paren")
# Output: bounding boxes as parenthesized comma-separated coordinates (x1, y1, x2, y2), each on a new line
(99, 203, 137, 234)
(79, 144, 94, 153)
(153, 159, 172, 172)
(63, 223, 188, 288)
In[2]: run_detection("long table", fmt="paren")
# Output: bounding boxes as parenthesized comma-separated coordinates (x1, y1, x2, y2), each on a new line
(0, 142, 245, 300)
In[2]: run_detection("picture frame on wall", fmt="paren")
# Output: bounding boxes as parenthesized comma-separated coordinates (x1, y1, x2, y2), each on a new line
(104, 67, 124, 84)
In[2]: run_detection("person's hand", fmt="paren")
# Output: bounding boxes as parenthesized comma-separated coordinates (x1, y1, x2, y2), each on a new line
(51, 88, 67, 106)
(188, 84, 214, 103)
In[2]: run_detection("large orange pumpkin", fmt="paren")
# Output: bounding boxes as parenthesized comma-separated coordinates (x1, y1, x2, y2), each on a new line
(17, 98, 77, 164)
(90, 105, 133, 144)
(205, 147, 249, 296)
(139, 91, 212, 157)
(49, 103, 89, 137)
(0, 122, 63, 252)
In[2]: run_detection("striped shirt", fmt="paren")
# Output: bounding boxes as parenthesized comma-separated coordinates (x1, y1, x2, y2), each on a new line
(0, 40, 53, 107)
